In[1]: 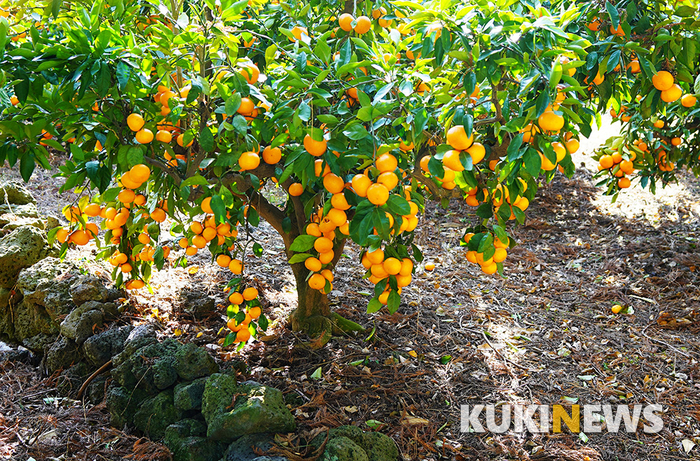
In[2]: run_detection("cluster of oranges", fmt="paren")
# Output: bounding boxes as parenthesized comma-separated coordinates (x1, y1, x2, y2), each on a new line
(177, 196, 239, 256)
(238, 145, 281, 171)
(360, 248, 413, 305)
(464, 233, 509, 275)
(337, 6, 400, 36)
(125, 83, 192, 149)
(418, 125, 485, 190)
(651, 71, 696, 106)
(596, 150, 636, 188)
(225, 287, 262, 343)
(55, 164, 178, 289)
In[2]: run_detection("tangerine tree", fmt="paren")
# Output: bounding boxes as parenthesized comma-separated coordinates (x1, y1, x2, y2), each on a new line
(0, 0, 698, 346)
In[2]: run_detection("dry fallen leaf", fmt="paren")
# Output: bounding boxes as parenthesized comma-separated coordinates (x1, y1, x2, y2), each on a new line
(401, 416, 430, 426)
(188, 266, 199, 274)
(682, 439, 696, 453)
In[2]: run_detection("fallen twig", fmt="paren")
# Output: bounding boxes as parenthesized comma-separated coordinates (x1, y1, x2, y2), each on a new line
(78, 360, 112, 400)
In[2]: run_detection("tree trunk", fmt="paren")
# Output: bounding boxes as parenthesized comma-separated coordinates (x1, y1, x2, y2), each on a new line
(244, 190, 362, 342)
(288, 262, 332, 338)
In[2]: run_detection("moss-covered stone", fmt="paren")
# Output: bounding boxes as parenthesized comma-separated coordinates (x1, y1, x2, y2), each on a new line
(173, 342, 219, 381)
(83, 325, 132, 367)
(360, 432, 399, 461)
(133, 390, 183, 439)
(0, 226, 48, 289)
(222, 433, 291, 461)
(313, 426, 398, 461)
(201, 374, 296, 443)
(106, 385, 151, 429)
(111, 338, 180, 393)
(174, 377, 207, 411)
(163, 419, 225, 461)
(69, 275, 108, 306)
(321, 436, 369, 461)
(0, 180, 35, 205)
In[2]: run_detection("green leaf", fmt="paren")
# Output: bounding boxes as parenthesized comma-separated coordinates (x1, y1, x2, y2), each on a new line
(127, 146, 144, 166)
(676, 5, 695, 17)
(288, 253, 312, 264)
(317, 114, 339, 125)
(51, 0, 62, 19)
(534, 92, 550, 118)
(523, 149, 541, 176)
(19, 152, 35, 182)
(200, 126, 215, 152)
(310, 367, 323, 380)
(385, 194, 411, 215)
(339, 39, 352, 67)
(506, 133, 525, 161)
(606, 1, 620, 30)
(181, 174, 209, 188)
(366, 297, 383, 314)
(289, 234, 317, 252)
(366, 420, 384, 429)
(387, 290, 400, 314)
(223, 332, 237, 347)
(637, 54, 655, 80)
(343, 123, 369, 140)
(211, 195, 226, 223)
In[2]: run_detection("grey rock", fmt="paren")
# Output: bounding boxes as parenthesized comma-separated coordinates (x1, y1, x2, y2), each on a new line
(85, 375, 109, 404)
(202, 374, 296, 443)
(0, 226, 48, 289)
(164, 420, 224, 461)
(44, 336, 81, 373)
(122, 324, 157, 356)
(60, 303, 104, 345)
(174, 377, 207, 411)
(181, 288, 216, 317)
(0, 203, 39, 216)
(105, 287, 126, 302)
(223, 433, 290, 461)
(0, 202, 43, 230)
(83, 325, 132, 366)
(21, 333, 57, 353)
(0, 343, 35, 364)
(321, 436, 369, 461)
(0, 180, 35, 205)
(173, 342, 219, 381)
(56, 362, 91, 397)
(70, 275, 108, 306)
(133, 390, 182, 439)
(0, 216, 45, 231)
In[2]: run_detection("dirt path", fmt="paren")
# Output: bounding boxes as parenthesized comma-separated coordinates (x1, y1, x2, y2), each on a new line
(1, 121, 700, 460)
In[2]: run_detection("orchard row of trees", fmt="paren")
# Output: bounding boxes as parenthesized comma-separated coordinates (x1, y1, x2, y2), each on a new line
(0, 0, 698, 345)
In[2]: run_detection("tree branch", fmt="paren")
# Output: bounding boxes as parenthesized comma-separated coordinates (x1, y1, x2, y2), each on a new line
(143, 156, 183, 185)
(250, 190, 290, 245)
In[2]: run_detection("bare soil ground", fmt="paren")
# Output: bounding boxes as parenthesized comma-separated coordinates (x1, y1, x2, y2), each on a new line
(1, 117, 699, 460)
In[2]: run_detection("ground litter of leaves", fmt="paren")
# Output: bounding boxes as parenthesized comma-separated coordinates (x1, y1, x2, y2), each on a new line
(1, 122, 700, 460)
